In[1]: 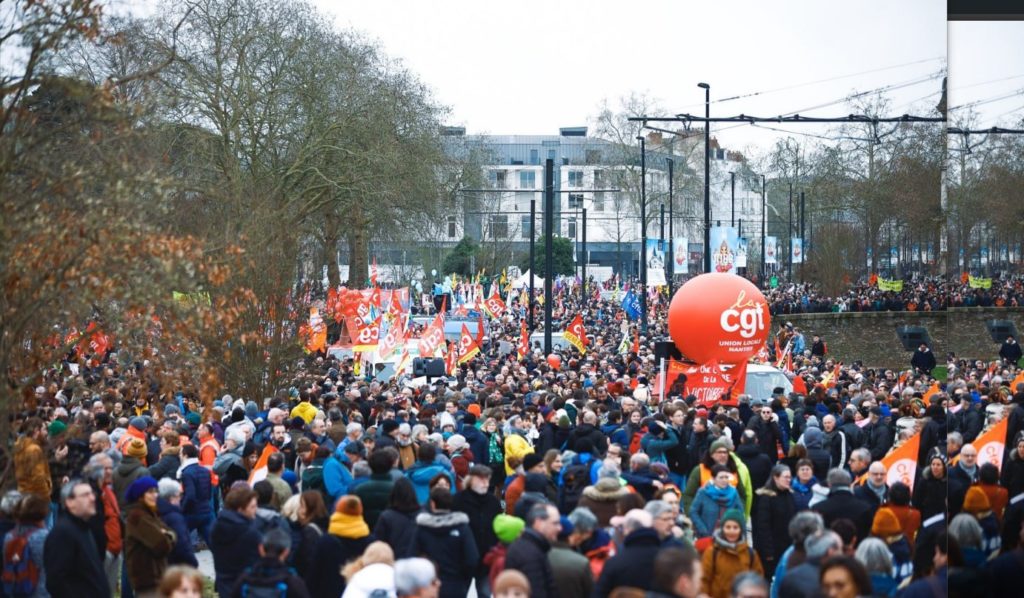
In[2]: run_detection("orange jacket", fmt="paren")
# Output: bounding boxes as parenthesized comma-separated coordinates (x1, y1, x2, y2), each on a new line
(886, 504, 922, 549)
(102, 484, 123, 555)
(978, 483, 1008, 523)
(14, 437, 51, 499)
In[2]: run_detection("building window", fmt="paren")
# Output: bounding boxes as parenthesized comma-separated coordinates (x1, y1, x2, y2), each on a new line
(548, 149, 556, 161)
(595, 192, 605, 212)
(488, 214, 508, 239)
(593, 170, 604, 188)
(488, 169, 506, 189)
(521, 215, 531, 239)
(530, 149, 539, 165)
(447, 216, 457, 238)
(568, 170, 584, 187)
(567, 217, 577, 239)
(514, 191, 532, 212)
(520, 171, 536, 189)
(717, 148, 725, 160)
(568, 193, 584, 209)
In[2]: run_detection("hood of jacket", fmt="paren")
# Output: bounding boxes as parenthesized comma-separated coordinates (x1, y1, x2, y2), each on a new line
(582, 478, 628, 502)
(415, 510, 469, 529)
(157, 498, 183, 518)
(803, 427, 824, 449)
(116, 456, 145, 477)
(406, 463, 447, 484)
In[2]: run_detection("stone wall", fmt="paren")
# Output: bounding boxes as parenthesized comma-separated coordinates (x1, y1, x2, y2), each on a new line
(783, 308, 1024, 369)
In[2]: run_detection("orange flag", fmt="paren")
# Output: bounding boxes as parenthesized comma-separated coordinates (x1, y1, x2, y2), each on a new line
(858, 431, 920, 490)
(1012, 370, 1024, 391)
(922, 382, 940, 404)
(517, 320, 529, 360)
(457, 323, 481, 365)
(248, 443, 279, 484)
(953, 417, 1009, 472)
(564, 314, 588, 355)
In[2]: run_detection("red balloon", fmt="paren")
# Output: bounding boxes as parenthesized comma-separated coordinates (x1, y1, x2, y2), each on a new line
(547, 354, 562, 371)
(668, 273, 770, 364)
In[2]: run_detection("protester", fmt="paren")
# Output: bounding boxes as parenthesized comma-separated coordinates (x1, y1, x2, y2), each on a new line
(700, 509, 764, 598)
(157, 565, 205, 597)
(43, 480, 110, 597)
(210, 486, 262, 597)
(753, 464, 796, 579)
(309, 495, 374, 598)
(230, 527, 310, 597)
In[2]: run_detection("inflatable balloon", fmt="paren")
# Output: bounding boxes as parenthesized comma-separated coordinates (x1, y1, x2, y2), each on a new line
(547, 354, 562, 371)
(667, 273, 770, 364)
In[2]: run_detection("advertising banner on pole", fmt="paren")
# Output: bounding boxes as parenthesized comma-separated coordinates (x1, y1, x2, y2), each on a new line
(673, 237, 688, 274)
(709, 226, 739, 274)
(645, 239, 667, 287)
(791, 238, 803, 264)
(765, 236, 778, 265)
(736, 238, 748, 268)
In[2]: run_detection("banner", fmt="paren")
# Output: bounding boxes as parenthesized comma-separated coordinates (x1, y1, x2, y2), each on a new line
(622, 290, 643, 320)
(969, 275, 992, 289)
(954, 418, 1009, 472)
(456, 324, 480, 365)
(710, 226, 739, 274)
(866, 247, 873, 270)
(877, 278, 904, 292)
(658, 359, 748, 407)
(889, 246, 899, 266)
(645, 239, 667, 287)
(736, 238, 748, 268)
(417, 313, 446, 358)
(858, 431, 920, 491)
(791, 238, 803, 264)
(981, 247, 989, 265)
(481, 285, 507, 318)
(673, 237, 689, 274)
(377, 315, 406, 360)
(765, 236, 778, 265)
(353, 314, 381, 352)
(563, 314, 588, 355)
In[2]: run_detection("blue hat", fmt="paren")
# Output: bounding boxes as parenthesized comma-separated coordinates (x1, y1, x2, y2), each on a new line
(879, 404, 892, 418)
(124, 476, 159, 504)
(558, 515, 574, 539)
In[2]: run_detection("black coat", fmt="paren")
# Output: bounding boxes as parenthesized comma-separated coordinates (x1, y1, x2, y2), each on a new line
(1001, 448, 1024, 499)
(779, 559, 823, 598)
(158, 499, 198, 567)
(911, 348, 936, 374)
(230, 556, 311, 598)
(918, 414, 947, 466)
(43, 513, 110, 598)
(752, 487, 795, 568)
(210, 509, 262, 597)
(593, 527, 662, 597)
(736, 443, 773, 491)
(308, 532, 373, 598)
(410, 511, 479, 598)
(865, 421, 893, 461)
(812, 488, 874, 543)
(566, 423, 608, 455)
(505, 528, 559, 598)
(352, 474, 394, 529)
(374, 508, 419, 558)
(453, 488, 503, 555)
(747, 416, 783, 463)
(1000, 340, 1022, 364)
(912, 472, 948, 523)
(839, 420, 866, 451)
(148, 451, 182, 481)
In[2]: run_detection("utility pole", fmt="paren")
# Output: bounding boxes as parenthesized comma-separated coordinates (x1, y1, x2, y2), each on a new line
(730, 171, 735, 228)
(637, 135, 648, 335)
(667, 158, 674, 295)
(699, 82, 711, 273)
(529, 198, 535, 332)
(660, 203, 665, 252)
(788, 183, 793, 280)
(760, 174, 766, 284)
(543, 159, 554, 354)
(582, 207, 588, 304)
(800, 190, 805, 284)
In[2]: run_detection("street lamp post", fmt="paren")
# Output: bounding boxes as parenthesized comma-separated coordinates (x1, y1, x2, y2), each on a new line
(638, 135, 648, 335)
(730, 171, 735, 228)
(699, 82, 711, 273)
(667, 158, 674, 295)
(760, 174, 767, 284)
(582, 207, 588, 303)
(800, 190, 806, 284)
(529, 198, 536, 331)
(788, 183, 793, 280)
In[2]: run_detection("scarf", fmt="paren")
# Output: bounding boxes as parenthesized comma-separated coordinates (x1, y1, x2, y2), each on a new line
(792, 476, 817, 494)
(702, 481, 739, 505)
(328, 512, 370, 538)
(177, 457, 199, 481)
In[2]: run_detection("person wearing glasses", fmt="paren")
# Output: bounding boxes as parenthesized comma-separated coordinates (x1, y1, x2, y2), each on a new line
(43, 479, 110, 597)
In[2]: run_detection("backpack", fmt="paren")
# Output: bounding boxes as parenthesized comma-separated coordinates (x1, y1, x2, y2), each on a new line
(559, 462, 591, 512)
(237, 568, 293, 598)
(2, 529, 40, 597)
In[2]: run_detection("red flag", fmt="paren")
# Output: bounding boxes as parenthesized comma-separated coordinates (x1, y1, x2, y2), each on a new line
(792, 375, 808, 395)
(444, 341, 458, 375)
(457, 323, 481, 365)
(476, 311, 486, 347)
(353, 314, 381, 352)
(417, 312, 446, 358)
(631, 328, 640, 354)
(564, 314, 588, 355)
(517, 319, 529, 360)
(377, 315, 406, 360)
(482, 284, 507, 319)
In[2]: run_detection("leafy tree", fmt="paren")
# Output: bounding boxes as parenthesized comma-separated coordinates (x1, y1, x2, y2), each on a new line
(521, 237, 576, 277)
(443, 237, 477, 276)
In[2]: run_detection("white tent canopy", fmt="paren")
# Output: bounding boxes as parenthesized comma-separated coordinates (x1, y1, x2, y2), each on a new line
(510, 269, 545, 289)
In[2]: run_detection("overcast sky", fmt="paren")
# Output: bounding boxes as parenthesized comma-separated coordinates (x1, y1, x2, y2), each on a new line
(948, 20, 1024, 129)
(314, 0, 949, 156)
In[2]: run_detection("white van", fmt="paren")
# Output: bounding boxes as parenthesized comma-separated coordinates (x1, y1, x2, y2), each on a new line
(743, 363, 794, 401)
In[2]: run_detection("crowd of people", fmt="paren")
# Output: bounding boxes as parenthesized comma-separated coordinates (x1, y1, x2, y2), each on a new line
(764, 277, 1024, 314)
(5, 279, 1023, 598)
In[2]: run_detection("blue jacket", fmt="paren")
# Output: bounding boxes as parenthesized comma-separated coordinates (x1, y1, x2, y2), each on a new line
(157, 499, 198, 568)
(405, 461, 454, 505)
(462, 425, 489, 469)
(323, 453, 354, 503)
(689, 482, 742, 538)
(210, 509, 261, 597)
(179, 462, 212, 517)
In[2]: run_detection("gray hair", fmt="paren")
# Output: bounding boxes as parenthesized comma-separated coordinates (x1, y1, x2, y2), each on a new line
(949, 513, 983, 549)
(346, 422, 363, 436)
(854, 537, 894, 574)
(826, 468, 853, 488)
(822, 414, 836, 426)
(850, 448, 871, 463)
(158, 478, 182, 500)
(83, 453, 112, 483)
(409, 424, 426, 438)
(59, 479, 90, 505)
(789, 511, 825, 545)
(394, 558, 437, 595)
(622, 508, 653, 535)
(0, 491, 23, 516)
(644, 499, 674, 520)
(947, 431, 963, 448)
(352, 461, 371, 478)
(731, 573, 769, 598)
(568, 506, 598, 534)
(804, 530, 843, 559)
(630, 452, 650, 469)
(597, 462, 621, 480)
